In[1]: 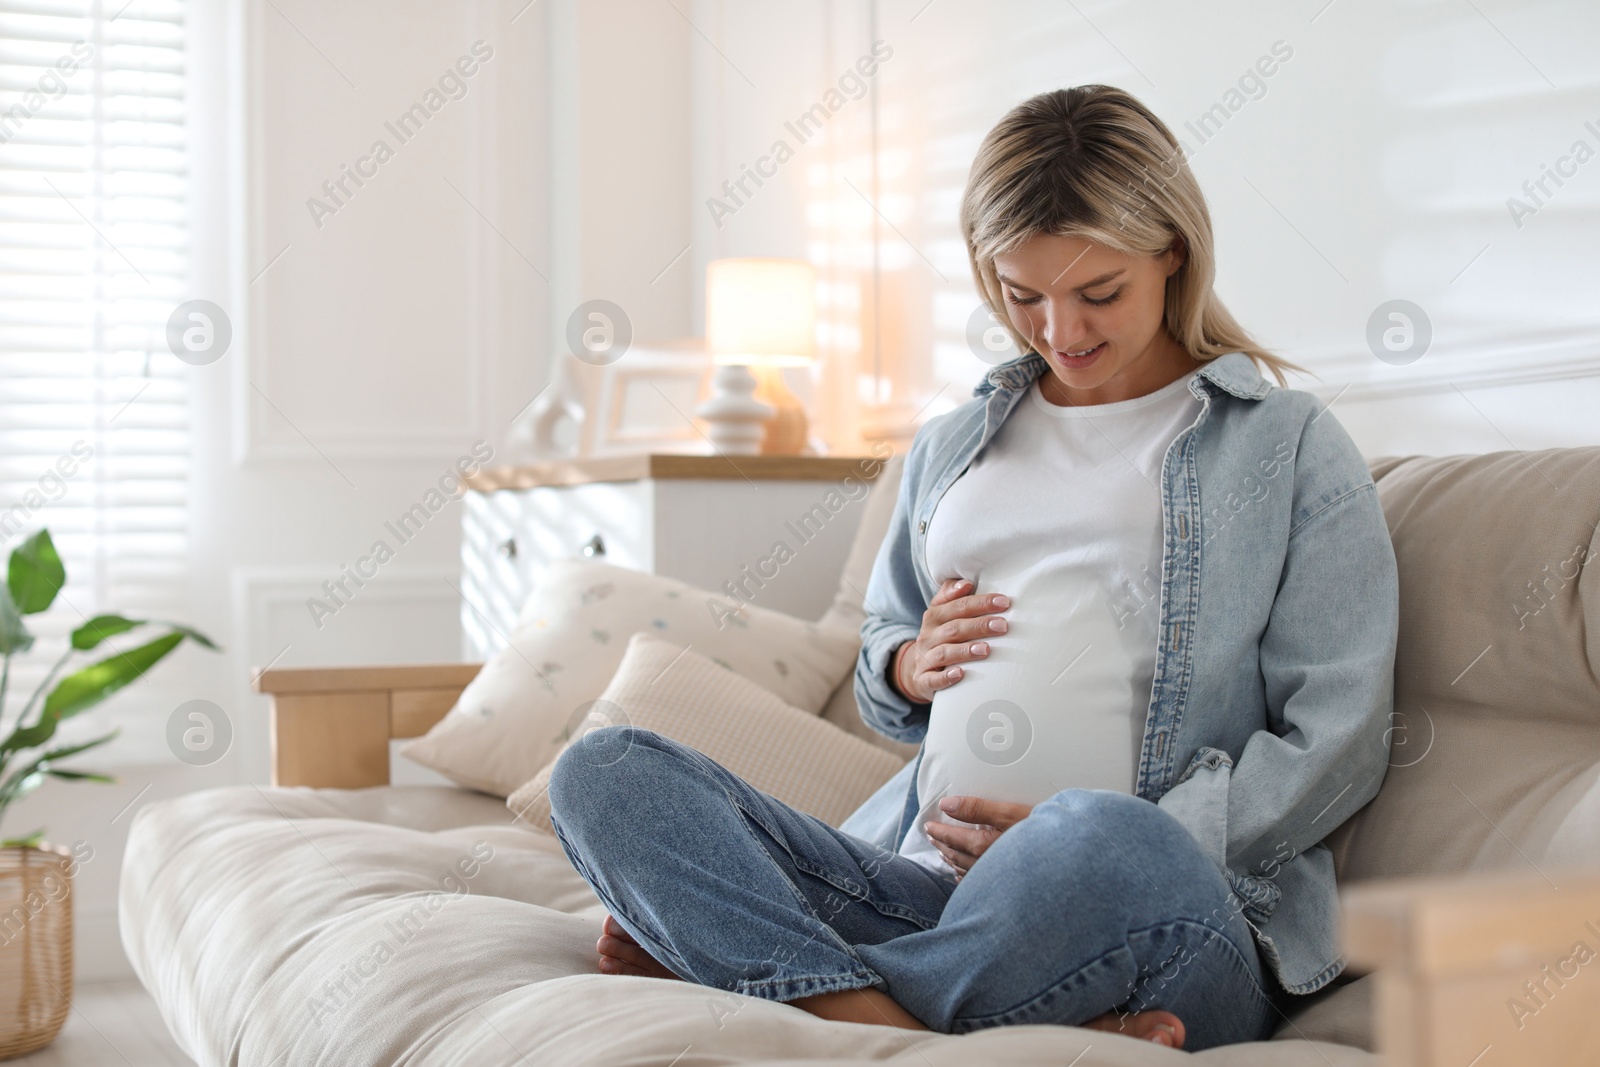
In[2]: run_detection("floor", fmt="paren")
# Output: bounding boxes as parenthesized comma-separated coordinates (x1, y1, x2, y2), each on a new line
(11, 979, 192, 1066)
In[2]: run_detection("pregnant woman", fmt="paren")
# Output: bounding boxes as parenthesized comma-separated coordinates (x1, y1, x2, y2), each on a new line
(548, 85, 1398, 1052)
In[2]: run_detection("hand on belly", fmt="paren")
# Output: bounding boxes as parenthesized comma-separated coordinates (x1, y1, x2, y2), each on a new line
(921, 795, 1033, 880)
(892, 577, 1012, 704)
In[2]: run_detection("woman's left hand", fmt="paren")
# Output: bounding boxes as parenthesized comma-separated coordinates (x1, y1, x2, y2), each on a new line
(924, 796, 1034, 879)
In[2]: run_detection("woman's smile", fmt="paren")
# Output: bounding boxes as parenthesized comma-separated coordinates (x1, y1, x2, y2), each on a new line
(1053, 341, 1106, 368)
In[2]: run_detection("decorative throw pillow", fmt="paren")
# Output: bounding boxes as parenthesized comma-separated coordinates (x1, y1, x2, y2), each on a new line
(400, 558, 859, 796)
(507, 632, 908, 832)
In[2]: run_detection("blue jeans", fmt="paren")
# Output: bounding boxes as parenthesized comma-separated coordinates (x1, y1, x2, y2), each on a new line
(547, 727, 1281, 1051)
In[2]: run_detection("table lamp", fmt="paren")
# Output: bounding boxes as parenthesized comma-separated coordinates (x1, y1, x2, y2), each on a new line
(695, 257, 816, 455)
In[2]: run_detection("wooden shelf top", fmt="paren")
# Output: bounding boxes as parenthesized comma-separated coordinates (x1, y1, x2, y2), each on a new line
(463, 452, 889, 491)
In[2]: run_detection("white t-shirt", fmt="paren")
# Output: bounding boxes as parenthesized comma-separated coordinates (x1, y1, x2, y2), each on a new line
(898, 369, 1204, 873)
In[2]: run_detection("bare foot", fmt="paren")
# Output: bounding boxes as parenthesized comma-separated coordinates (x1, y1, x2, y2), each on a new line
(597, 913, 1180, 1047)
(1083, 1008, 1185, 1048)
(596, 914, 683, 980)
(597, 916, 924, 1030)
(791, 987, 929, 1030)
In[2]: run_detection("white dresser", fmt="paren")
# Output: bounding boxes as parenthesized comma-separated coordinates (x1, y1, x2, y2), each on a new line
(459, 453, 889, 659)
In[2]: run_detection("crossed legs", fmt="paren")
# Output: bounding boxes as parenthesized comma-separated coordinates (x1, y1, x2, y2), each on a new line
(548, 727, 1276, 1051)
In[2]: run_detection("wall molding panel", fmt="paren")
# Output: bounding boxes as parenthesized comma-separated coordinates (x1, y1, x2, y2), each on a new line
(230, 567, 462, 782)
(1293, 329, 1600, 405)
(235, 0, 500, 464)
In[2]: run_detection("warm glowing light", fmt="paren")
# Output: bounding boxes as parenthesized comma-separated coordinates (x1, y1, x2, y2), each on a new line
(705, 258, 817, 367)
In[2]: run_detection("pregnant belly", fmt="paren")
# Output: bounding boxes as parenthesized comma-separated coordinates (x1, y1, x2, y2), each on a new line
(918, 572, 1150, 810)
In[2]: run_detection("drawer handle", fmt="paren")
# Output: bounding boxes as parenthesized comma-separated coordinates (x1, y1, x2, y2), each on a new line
(582, 533, 606, 558)
(498, 538, 517, 559)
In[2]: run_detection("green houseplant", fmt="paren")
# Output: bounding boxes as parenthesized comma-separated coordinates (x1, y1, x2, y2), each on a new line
(0, 529, 217, 1058)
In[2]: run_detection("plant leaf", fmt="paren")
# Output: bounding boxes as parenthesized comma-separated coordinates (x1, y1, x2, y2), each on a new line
(0, 771, 45, 808)
(159, 622, 219, 651)
(8, 530, 65, 615)
(0, 708, 58, 758)
(72, 616, 220, 653)
(43, 632, 185, 720)
(46, 768, 115, 783)
(71, 615, 146, 651)
(0, 587, 32, 656)
(0, 731, 118, 812)
(1, 830, 43, 849)
(0, 731, 116, 779)
(33, 731, 119, 765)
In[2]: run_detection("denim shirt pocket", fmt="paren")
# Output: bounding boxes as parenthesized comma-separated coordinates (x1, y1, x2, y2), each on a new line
(1159, 746, 1284, 926)
(1160, 745, 1233, 868)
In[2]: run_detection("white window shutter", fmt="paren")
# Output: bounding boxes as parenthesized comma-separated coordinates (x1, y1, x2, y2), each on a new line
(0, 0, 189, 724)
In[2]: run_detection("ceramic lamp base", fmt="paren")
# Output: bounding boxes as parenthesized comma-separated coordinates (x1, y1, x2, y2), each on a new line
(694, 364, 775, 455)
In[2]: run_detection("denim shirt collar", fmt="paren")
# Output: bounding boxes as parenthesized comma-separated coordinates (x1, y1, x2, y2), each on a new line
(973, 349, 1273, 403)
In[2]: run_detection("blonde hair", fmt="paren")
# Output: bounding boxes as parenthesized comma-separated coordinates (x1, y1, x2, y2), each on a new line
(960, 85, 1308, 387)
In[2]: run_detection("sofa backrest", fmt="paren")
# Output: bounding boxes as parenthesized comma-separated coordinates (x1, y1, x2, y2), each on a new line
(1329, 447, 1600, 883)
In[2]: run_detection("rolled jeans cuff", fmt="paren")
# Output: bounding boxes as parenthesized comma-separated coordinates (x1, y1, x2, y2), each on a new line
(733, 969, 886, 1003)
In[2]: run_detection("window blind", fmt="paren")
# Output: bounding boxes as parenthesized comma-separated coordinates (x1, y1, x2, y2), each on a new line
(0, 0, 189, 723)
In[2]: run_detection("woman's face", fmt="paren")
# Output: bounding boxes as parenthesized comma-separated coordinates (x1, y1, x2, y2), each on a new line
(992, 233, 1192, 405)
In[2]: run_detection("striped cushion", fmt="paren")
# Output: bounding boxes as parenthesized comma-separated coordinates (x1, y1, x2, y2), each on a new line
(508, 632, 908, 832)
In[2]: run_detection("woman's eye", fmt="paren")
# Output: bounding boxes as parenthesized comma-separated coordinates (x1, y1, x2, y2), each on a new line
(1005, 288, 1120, 307)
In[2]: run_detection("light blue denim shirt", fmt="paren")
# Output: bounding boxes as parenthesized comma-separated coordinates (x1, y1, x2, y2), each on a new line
(847, 349, 1399, 996)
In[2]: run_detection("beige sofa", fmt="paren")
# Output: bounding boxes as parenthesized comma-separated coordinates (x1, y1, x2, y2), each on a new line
(120, 446, 1600, 1066)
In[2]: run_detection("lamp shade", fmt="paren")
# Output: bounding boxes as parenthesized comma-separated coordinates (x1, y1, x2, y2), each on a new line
(706, 258, 816, 367)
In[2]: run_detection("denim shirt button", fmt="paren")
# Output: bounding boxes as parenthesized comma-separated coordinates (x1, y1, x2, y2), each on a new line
(918, 520, 927, 534)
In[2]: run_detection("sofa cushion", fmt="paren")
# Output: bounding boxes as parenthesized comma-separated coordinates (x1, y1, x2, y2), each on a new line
(400, 557, 859, 796)
(1271, 974, 1373, 1049)
(817, 449, 906, 637)
(1329, 448, 1600, 882)
(815, 450, 921, 760)
(506, 632, 906, 832)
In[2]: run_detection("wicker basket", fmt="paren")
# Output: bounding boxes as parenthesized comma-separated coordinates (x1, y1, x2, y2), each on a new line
(0, 846, 73, 1060)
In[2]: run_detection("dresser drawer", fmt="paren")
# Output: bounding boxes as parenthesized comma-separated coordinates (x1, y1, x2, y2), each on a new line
(460, 482, 649, 657)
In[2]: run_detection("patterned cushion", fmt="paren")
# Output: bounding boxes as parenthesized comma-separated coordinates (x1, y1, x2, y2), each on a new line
(401, 559, 859, 796)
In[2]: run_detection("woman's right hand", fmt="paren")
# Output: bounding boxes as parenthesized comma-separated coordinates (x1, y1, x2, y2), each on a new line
(892, 578, 1011, 704)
